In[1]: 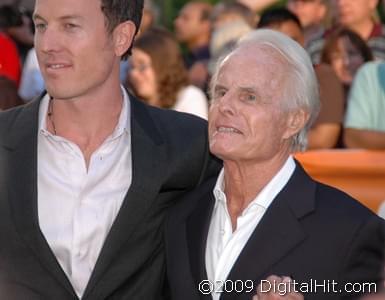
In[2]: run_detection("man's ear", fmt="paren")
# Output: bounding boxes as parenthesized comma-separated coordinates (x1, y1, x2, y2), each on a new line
(283, 109, 310, 140)
(113, 21, 136, 57)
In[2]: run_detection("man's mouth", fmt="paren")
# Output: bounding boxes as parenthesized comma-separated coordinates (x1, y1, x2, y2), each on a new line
(216, 126, 242, 134)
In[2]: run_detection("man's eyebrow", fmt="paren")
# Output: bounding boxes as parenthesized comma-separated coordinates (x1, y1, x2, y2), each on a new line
(59, 15, 84, 21)
(32, 13, 45, 22)
(213, 84, 227, 90)
(238, 86, 258, 93)
(32, 14, 84, 22)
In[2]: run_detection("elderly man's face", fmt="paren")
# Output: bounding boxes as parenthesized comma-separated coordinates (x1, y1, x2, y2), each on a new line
(208, 46, 295, 163)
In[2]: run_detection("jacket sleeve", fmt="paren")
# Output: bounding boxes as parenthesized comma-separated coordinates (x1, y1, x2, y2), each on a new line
(195, 124, 222, 187)
(340, 215, 385, 299)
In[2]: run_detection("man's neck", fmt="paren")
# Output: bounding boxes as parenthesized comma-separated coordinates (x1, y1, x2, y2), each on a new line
(47, 83, 124, 166)
(187, 35, 210, 52)
(349, 19, 375, 40)
(222, 153, 290, 230)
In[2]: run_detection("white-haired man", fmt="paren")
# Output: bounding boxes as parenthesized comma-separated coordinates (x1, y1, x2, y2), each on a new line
(165, 29, 385, 300)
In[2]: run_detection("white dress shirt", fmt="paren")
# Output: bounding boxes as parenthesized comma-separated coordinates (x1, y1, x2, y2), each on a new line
(37, 87, 132, 298)
(205, 157, 296, 300)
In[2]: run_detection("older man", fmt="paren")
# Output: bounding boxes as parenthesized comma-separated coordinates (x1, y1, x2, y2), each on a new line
(165, 29, 385, 300)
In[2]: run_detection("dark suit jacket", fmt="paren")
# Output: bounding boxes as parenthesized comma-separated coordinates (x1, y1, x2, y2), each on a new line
(0, 93, 220, 299)
(165, 163, 385, 300)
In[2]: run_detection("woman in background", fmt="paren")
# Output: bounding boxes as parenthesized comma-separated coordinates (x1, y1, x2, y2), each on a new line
(127, 27, 208, 119)
(321, 28, 373, 101)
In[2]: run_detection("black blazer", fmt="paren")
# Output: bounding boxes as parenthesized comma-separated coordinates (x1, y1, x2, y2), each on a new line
(165, 163, 385, 300)
(0, 93, 220, 300)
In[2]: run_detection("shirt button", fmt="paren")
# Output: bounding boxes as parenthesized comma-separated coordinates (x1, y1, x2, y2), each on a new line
(220, 229, 225, 235)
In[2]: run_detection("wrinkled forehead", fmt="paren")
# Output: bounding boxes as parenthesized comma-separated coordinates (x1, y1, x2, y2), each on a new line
(218, 44, 289, 84)
(228, 43, 288, 68)
(215, 44, 290, 103)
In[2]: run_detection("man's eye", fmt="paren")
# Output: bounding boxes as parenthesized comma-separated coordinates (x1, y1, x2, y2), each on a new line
(214, 89, 226, 98)
(65, 23, 78, 30)
(246, 94, 257, 101)
(240, 93, 257, 101)
(34, 23, 47, 31)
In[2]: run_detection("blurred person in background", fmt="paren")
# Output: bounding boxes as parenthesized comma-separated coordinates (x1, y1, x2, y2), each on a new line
(0, 4, 33, 63)
(22, 0, 35, 11)
(258, 7, 345, 149)
(174, 1, 212, 91)
(138, 0, 159, 37)
(336, 0, 383, 46)
(208, 2, 253, 75)
(0, 76, 23, 110)
(0, 5, 21, 86)
(287, 0, 328, 47)
(321, 27, 374, 102)
(211, 1, 256, 29)
(0, 0, 35, 12)
(257, 7, 305, 44)
(308, 0, 385, 64)
(236, 0, 280, 14)
(18, 47, 45, 102)
(127, 27, 208, 119)
(344, 61, 385, 149)
(308, 64, 345, 149)
(120, 0, 159, 83)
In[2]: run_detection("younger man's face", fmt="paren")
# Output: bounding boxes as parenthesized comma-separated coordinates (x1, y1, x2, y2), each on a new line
(33, 0, 119, 100)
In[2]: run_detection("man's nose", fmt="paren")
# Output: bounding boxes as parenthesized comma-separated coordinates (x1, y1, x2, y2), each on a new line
(35, 27, 62, 53)
(217, 91, 236, 115)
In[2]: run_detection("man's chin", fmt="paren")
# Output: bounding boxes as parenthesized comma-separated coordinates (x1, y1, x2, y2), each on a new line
(46, 89, 76, 101)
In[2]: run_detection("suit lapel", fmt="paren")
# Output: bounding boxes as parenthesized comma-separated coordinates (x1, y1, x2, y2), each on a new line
(186, 188, 216, 290)
(5, 99, 77, 297)
(83, 96, 167, 297)
(222, 164, 316, 299)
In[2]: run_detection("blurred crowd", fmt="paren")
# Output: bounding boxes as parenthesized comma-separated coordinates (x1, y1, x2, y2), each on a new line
(1, 0, 385, 150)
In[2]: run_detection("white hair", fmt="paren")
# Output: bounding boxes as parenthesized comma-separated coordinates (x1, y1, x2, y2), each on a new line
(210, 29, 320, 151)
